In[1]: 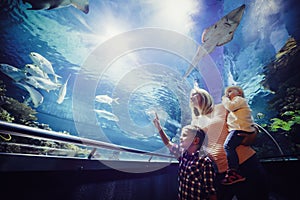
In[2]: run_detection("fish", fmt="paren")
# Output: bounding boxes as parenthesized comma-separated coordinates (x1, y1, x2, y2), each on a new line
(16, 82, 44, 108)
(256, 112, 265, 119)
(56, 74, 71, 104)
(24, 76, 61, 92)
(94, 109, 119, 122)
(95, 95, 119, 105)
(183, 4, 246, 79)
(22, 0, 89, 14)
(25, 64, 50, 80)
(0, 63, 26, 82)
(29, 52, 61, 83)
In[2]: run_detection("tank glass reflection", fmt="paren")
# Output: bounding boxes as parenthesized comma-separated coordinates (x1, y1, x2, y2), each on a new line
(0, 0, 300, 158)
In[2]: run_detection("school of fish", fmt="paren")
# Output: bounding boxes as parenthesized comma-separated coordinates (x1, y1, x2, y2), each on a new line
(94, 95, 120, 122)
(0, 52, 123, 122)
(0, 52, 70, 108)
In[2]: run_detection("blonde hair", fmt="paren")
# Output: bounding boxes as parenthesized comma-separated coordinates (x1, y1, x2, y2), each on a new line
(224, 85, 245, 98)
(182, 125, 207, 147)
(189, 87, 214, 117)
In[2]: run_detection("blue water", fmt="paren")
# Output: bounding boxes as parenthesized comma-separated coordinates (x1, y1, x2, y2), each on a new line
(0, 0, 297, 152)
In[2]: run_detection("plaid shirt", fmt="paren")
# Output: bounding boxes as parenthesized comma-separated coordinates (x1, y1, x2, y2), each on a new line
(170, 144, 216, 200)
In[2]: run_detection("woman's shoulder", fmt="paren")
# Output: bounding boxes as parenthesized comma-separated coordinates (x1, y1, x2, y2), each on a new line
(213, 104, 227, 116)
(214, 103, 226, 109)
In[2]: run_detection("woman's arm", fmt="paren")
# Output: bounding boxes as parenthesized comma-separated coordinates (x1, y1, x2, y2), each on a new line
(239, 125, 258, 146)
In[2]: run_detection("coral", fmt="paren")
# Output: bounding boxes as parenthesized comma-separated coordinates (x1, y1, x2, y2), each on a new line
(260, 38, 300, 155)
(0, 81, 89, 157)
(262, 37, 300, 92)
(0, 80, 37, 125)
(0, 107, 14, 122)
(270, 110, 300, 132)
(1, 97, 37, 124)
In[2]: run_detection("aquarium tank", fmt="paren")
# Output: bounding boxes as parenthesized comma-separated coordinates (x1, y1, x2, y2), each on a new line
(0, 0, 300, 160)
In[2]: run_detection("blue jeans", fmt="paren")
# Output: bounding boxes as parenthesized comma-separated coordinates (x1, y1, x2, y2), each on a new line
(224, 130, 253, 170)
(215, 154, 269, 200)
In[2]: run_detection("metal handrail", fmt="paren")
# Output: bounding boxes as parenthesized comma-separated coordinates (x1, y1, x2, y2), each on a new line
(0, 120, 175, 160)
(255, 123, 284, 156)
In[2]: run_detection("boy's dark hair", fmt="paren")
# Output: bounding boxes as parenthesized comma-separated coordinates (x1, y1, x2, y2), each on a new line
(195, 126, 206, 147)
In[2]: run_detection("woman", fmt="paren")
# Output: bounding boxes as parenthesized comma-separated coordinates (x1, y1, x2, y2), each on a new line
(190, 86, 269, 199)
(154, 86, 269, 200)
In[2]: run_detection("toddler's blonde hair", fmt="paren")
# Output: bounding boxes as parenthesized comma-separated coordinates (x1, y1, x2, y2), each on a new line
(224, 85, 245, 98)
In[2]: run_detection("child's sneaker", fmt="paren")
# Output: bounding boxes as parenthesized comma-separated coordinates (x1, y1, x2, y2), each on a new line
(221, 169, 246, 185)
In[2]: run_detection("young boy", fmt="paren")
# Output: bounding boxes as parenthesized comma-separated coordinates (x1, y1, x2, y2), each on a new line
(221, 85, 256, 185)
(153, 114, 217, 200)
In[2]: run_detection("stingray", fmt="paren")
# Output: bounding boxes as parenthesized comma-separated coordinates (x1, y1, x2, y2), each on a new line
(183, 4, 246, 79)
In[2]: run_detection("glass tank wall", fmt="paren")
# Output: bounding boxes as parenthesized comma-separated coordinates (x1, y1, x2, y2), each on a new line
(0, 0, 300, 159)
